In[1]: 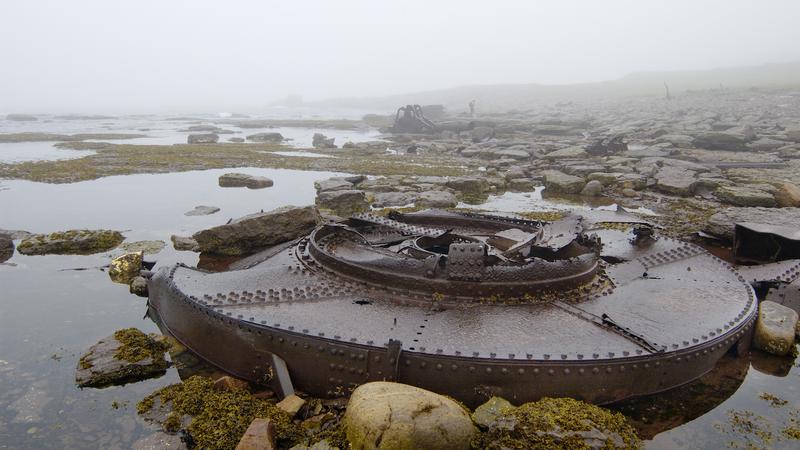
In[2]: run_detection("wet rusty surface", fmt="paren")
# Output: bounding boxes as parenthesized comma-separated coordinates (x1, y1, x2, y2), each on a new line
(147, 209, 758, 407)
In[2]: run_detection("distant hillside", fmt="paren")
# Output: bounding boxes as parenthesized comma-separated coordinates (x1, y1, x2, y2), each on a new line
(307, 60, 800, 113)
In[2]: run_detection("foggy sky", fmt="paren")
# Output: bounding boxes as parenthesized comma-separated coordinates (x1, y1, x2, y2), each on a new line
(2, 0, 799, 113)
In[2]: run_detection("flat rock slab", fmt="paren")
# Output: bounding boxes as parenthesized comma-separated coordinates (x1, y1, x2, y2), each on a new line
(543, 170, 585, 194)
(17, 229, 124, 255)
(219, 173, 274, 189)
(705, 207, 800, 240)
(185, 205, 221, 216)
(76, 329, 168, 387)
(715, 185, 776, 207)
(415, 190, 457, 208)
(120, 240, 166, 255)
(193, 205, 318, 256)
(315, 190, 369, 215)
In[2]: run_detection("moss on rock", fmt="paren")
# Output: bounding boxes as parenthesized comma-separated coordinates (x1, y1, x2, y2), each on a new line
(18, 229, 124, 255)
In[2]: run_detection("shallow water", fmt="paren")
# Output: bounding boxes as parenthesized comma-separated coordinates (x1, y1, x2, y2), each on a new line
(1, 168, 799, 449)
(0, 142, 97, 164)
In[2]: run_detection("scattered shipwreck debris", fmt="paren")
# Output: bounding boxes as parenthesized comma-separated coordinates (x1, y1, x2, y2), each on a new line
(734, 222, 800, 263)
(146, 209, 759, 407)
(390, 104, 437, 133)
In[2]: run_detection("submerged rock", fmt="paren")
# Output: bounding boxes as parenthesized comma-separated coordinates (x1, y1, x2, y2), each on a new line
(0, 233, 14, 263)
(18, 229, 124, 255)
(312, 133, 336, 149)
(120, 240, 166, 255)
(753, 301, 798, 356)
(185, 205, 221, 216)
(219, 173, 274, 189)
(187, 133, 219, 144)
(473, 397, 640, 449)
(171, 235, 199, 251)
(76, 328, 169, 387)
(108, 252, 143, 284)
(192, 205, 318, 256)
(316, 190, 369, 215)
(343, 382, 476, 450)
(132, 431, 188, 450)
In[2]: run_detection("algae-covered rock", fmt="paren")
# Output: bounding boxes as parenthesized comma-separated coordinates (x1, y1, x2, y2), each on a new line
(18, 229, 124, 255)
(219, 173, 274, 189)
(137, 376, 301, 450)
(343, 381, 476, 450)
(0, 233, 14, 263)
(108, 251, 143, 284)
(130, 276, 148, 297)
(187, 133, 219, 144)
(76, 328, 169, 387)
(120, 240, 166, 255)
(715, 185, 776, 207)
(315, 190, 369, 215)
(246, 132, 284, 143)
(193, 205, 318, 256)
(753, 301, 799, 356)
(472, 396, 516, 431)
(473, 397, 641, 449)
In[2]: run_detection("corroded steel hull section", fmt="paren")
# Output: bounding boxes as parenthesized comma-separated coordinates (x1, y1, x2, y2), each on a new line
(147, 210, 758, 407)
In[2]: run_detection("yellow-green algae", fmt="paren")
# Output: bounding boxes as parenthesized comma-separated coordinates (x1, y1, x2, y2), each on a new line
(472, 397, 641, 449)
(17, 229, 124, 255)
(137, 375, 302, 449)
(113, 328, 170, 364)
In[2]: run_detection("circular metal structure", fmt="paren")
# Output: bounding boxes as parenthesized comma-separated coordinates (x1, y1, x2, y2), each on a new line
(147, 209, 757, 406)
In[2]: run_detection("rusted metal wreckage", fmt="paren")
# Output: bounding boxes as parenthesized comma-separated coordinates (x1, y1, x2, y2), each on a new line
(147, 209, 761, 407)
(390, 104, 438, 133)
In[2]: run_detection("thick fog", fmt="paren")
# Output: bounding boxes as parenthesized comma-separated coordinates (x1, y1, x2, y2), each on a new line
(2, 0, 799, 113)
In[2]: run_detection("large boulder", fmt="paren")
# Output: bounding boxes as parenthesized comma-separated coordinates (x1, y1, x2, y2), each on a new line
(187, 133, 219, 144)
(316, 190, 369, 215)
(246, 132, 284, 143)
(0, 233, 14, 263)
(193, 206, 318, 256)
(76, 328, 169, 387)
(343, 382, 476, 450)
(753, 301, 799, 356)
(472, 397, 640, 449)
(312, 133, 336, 149)
(580, 180, 604, 197)
(219, 173, 274, 189)
(714, 185, 776, 207)
(416, 190, 458, 208)
(692, 132, 748, 151)
(445, 177, 489, 196)
(17, 229, 124, 255)
(543, 170, 585, 195)
(705, 207, 800, 240)
(470, 126, 495, 143)
(654, 166, 696, 197)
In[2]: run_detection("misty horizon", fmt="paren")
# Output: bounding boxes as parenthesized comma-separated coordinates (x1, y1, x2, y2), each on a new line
(2, 0, 800, 113)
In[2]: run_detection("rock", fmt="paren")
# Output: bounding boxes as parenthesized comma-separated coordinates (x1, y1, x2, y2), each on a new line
(543, 170, 585, 195)
(784, 128, 800, 143)
(316, 190, 369, 215)
(132, 431, 188, 450)
(235, 418, 276, 450)
(130, 276, 148, 297)
(120, 240, 166, 255)
(473, 397, 640, 449)
(185, 205, 221, 216)
(371, 192, 416, 208)
(705, 207, 800, 240)
(246, 132, 284, 143)
(229, 137, 245, 143)
(587, 172, 622, 186)
(472, 397, 516, 430)
(0, 229, 32, 240)
(219, 173, 274, 189)
(493, 149, 530, 160)
(171, 235, 199, 251)
(214, 375, 249, 392)
(276, 394, 306, 418)
(343, 382, 477, 450)
(654, 166, 696, 197)
(109, 252, 143, 284)
(774, 182, 800, 207)
(75, 328, 169, 387)
(312, 133, 336, 149)
(580, 180, 604, 197)
(507, 178, 536, 192)
(715, 185, 776, 207)
(0, 233, 14, 263)
(470, 126, 495, 143)
(314, 178, 354, 193)
(445, 177, 489, 196)
(17, 229, 124, 255)
(753, 301, 799, 356)
(692, 132, 748, 151)
(193, 206, 318, 256)
(545, 146, 588, 159)
(6, 114, 37, 121)
(621, 188, 639, 198)
(416, 191, 458, 208)
(187, 133, 219, 144)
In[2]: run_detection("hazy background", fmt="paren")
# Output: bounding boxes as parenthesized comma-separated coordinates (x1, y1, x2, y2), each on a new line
(2, 0, 800, 113)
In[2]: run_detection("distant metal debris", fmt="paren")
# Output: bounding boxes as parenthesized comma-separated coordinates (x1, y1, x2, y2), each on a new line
(390, 104, 438, 133)
(586, 135, 628, 156)
(734, 222, 800, 262)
